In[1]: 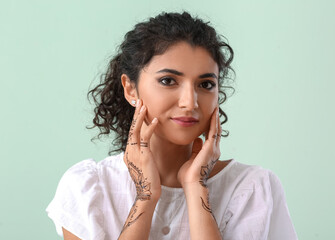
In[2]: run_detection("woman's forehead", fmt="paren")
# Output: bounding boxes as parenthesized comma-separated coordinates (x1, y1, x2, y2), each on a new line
(142, 41, 219, 76)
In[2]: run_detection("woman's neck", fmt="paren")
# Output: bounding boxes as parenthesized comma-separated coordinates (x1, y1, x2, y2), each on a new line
(150, 133, 192, 188)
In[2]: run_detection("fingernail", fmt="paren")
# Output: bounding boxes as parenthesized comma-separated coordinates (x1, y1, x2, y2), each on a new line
(152, 118, 158, 123)
(140, 105, 145, 112)
(136, 99, 140, 107)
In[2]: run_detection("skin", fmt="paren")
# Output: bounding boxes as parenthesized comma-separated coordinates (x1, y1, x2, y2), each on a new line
(63, 41, 232, 240)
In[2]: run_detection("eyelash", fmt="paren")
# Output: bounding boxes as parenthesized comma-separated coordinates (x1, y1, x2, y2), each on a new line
(159, 77, 176, 86)
(199, 81, 216, 90)
(158, 77, 216, 90)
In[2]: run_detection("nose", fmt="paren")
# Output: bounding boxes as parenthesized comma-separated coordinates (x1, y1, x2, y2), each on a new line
(178, 84, 199, 110)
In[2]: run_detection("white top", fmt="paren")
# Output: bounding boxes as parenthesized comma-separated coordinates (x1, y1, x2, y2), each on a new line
(46, 152, 298, 240)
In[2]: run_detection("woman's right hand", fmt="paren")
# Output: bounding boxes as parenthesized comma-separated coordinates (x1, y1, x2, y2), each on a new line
(124, 99, 161, 201)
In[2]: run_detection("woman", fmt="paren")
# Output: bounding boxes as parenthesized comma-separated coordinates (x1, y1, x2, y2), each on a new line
(46, 11, 298, 240)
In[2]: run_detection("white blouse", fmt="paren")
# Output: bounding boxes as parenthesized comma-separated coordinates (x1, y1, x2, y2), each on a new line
(46, 152, 298, 240)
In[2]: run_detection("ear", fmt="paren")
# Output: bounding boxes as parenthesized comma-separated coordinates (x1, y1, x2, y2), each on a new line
(121, 74, 138, 106)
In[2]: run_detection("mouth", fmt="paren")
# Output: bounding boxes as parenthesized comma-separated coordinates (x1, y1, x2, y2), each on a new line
(171, 117, 199, 127)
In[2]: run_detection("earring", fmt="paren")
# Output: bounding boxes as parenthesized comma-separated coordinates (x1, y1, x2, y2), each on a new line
(131, 100, 136, 106)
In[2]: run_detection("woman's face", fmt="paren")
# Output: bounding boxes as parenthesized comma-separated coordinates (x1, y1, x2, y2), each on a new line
(137, 41, 219, 145)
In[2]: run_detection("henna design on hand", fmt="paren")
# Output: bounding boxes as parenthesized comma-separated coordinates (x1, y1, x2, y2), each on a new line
(126, 152, 152, 201)
(119, 153, 151, 237)
(199, 158, 219, 188)
(120, 203, 143, 233)
(140, 142, 148, 147)
(118, 201, 144, 238)
(200, 196, 212, 213)
(127, 116, 137, 145)
(200, 193, 217, 223)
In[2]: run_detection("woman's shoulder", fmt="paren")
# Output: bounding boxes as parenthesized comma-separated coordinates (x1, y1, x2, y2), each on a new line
(46, 153, 127, 240)
(212, 160, 297, 239)
(209, 159, 282, 194)
(51, 152, 127, 198)
(62, 152, 126, 177)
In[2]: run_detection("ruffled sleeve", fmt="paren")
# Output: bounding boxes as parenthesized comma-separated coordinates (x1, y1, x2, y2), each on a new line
(222, 169, 297, 240)
(46, 159, 105, 240)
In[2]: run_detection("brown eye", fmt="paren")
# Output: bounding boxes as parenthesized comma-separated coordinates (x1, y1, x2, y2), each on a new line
(200, 81, 216, 90)
(159, 77, 176, 86)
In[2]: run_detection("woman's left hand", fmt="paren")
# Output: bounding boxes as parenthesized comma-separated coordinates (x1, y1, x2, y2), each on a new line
(177, 107, 221, 188)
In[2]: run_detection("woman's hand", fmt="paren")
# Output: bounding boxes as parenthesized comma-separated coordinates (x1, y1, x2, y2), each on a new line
(177, 107, 221, 188)
(124, 99, 161, 201)
(119, 100, 160, 239)
(177, 107, 223, 240)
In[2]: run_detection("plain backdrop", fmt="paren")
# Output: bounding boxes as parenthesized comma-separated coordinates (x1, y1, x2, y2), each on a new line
(1, 0, 334, 239)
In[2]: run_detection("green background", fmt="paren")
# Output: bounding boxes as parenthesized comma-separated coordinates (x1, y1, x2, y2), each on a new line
(1, 0, 334, 239)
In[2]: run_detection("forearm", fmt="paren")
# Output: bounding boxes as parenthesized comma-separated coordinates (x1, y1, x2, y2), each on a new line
(184, 183, 222, 240)
(118, 198, 158, 240)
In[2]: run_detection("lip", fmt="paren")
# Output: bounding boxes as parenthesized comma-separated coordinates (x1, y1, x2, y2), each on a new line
(171, 117, 199, 127)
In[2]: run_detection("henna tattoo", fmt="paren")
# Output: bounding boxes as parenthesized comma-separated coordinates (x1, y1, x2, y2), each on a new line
(126, 153, 152, 201)
(212, 134, 217, 139)
(200, 196, 212, 213)
(199, 158, 219, 188)
(200, 194, 217, 223)
(118, 201, 144, 238)
(127, 117, 137, 143)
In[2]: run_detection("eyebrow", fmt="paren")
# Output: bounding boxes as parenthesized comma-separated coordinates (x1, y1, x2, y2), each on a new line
(156, 68, 218, 79)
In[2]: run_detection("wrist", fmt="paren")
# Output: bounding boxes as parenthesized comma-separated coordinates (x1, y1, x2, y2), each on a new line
(134, 196, 160, 212)
(136, 191, 161, 203)
(182, 181, 208, 196)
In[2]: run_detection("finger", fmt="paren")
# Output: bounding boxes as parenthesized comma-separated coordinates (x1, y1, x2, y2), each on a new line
(208, 107, 218, 143)
(132, 103, 147, 142)
(189, 138, 203, 161)
(128, 99, 141, 141)
(192, 138, 203, 154)
(140, 117, 159, 152)
(132, 99, 142, 120)
(204, 129, 209, 141)
(142, 117, 158, 143)
(216, 113, 222, 149)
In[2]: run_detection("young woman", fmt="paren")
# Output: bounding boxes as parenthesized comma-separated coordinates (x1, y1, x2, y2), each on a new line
(46, 11, 298, 240)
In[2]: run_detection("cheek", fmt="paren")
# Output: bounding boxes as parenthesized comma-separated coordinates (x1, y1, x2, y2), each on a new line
(142, 94, 169, 123)
(201, 95, 217, 115)
(200, 96, 218, 130)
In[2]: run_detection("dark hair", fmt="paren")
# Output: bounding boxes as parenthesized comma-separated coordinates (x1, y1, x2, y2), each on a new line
(87, 11, 235, 155)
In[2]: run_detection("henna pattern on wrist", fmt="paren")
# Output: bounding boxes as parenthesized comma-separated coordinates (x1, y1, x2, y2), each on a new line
(120, 202, 143, 233)
(200, 196, 212, 213)
(118, 201, 144, 238)
(199, 158, 218, 187)
(200, 193, 217, 223)
(199, 158, 219, 222)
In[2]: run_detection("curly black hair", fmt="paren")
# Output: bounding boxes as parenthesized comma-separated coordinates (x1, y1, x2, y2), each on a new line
(87, 11, 235, 155)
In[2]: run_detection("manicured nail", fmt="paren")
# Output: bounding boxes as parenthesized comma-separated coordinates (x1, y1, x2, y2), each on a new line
(152, 118, 158, 123)
(140, 105, 145, 112)
(136, 99, 140, 107)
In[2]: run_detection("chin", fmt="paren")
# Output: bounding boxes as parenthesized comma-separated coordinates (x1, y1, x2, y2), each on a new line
(165, 132, 203, 146)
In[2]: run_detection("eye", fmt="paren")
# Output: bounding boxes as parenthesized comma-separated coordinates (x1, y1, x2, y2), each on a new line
(199, 80, 216, 90)
(158, 77, 177, 86)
